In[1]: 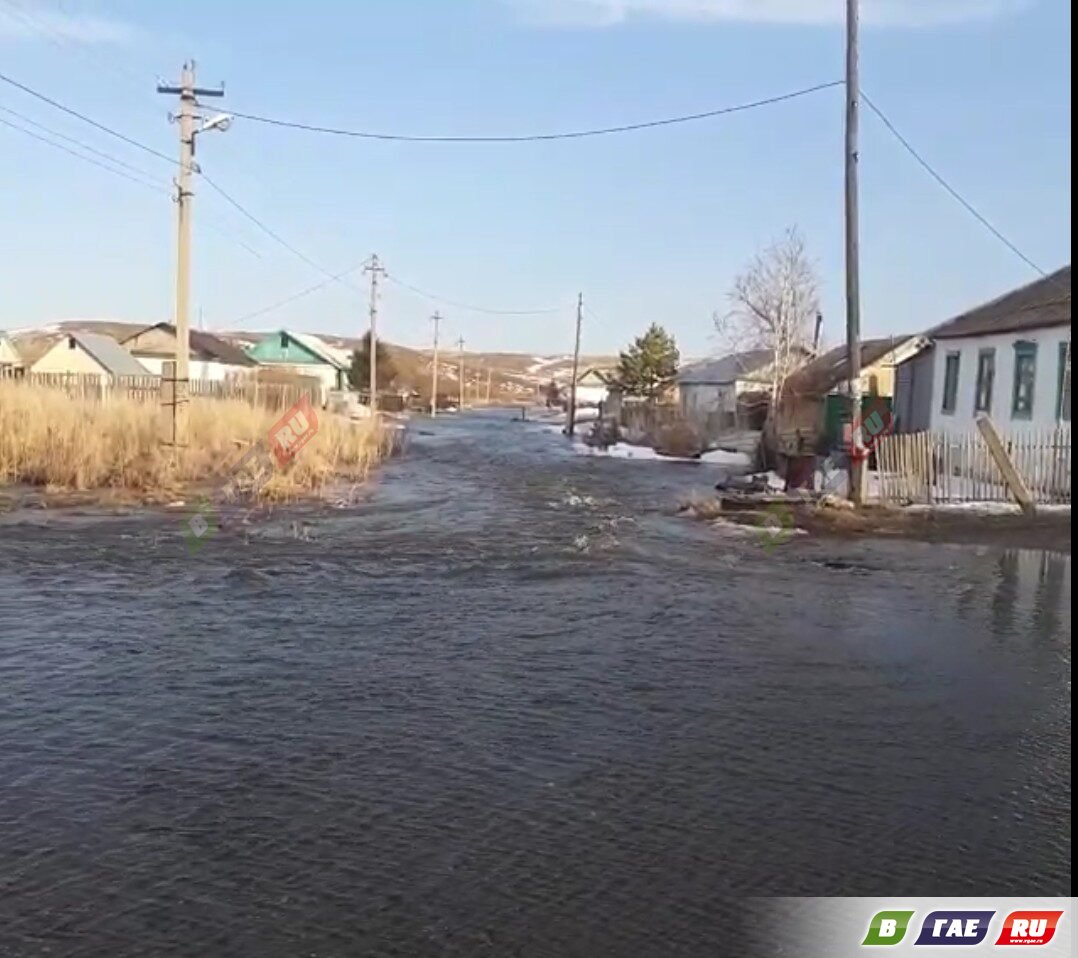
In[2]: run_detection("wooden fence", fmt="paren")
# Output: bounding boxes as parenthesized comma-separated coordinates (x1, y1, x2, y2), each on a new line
(2, 371, 321, 411)
(876, 425, 1071, 505)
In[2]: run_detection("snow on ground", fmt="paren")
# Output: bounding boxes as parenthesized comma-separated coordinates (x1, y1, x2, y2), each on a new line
(575, 442, 751, 468)
(905, 502, 1071, 516)
(699, 448, 752, 468)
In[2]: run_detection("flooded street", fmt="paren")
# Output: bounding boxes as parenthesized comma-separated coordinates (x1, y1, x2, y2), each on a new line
(0, 410, 1071, 958)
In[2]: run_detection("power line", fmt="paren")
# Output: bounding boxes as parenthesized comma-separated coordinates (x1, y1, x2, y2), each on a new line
(0, 102, 160, 179)
(385, 272, 564, 315)
(197, 172, 363, 289)
(0, 69, 177, 167)
(0, 107, 264, 259)
(228, 258, 374, 328)
(223, 80, 844, 143)
(861, 90, 1045, 276)
(0, 113, 166, 193)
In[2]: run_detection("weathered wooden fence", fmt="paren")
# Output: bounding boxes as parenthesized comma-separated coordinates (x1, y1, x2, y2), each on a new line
(876, 425, 1071, 505)
(3, 371, 321, 411)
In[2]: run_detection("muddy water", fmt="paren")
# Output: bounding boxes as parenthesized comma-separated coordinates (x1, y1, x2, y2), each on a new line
(0, 411, 1070, 957)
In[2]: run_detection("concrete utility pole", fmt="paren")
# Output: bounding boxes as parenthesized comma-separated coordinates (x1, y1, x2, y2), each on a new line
(845, 0, 866, 504)
(430, 311, 441, 417)
(157, 61, 224, 450)
(365, 254, 385, 411)
(456, 336, 465, 409)
(485, 367, 493, 405)
(567, 292, 584, 438)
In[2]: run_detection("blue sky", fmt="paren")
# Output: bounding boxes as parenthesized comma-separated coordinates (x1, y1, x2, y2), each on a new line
(0, 0, 1070, 357)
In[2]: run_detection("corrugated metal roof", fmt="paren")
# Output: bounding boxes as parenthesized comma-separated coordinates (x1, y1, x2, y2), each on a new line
(71, 332, 151, 378)
(931, 265, 1070, 339)
(785, 338, 914, 396)
(289, 332, 351, 369)
(678, 349, 775, 385)
(123, 323, 256, 367)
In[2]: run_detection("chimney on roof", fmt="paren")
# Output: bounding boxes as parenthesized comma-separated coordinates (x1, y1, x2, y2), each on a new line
(812, 312, 823, 354)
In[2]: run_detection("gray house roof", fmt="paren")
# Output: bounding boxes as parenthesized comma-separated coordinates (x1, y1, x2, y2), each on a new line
(931, 265, 1070, 340)
(70, 332, 150, 377)
(678, 349, 775, 386)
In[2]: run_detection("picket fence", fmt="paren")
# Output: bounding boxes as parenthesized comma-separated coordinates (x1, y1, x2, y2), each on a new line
(875, 425, 1071, 505)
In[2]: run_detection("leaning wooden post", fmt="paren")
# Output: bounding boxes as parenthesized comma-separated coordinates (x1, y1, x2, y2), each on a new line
(976, 415, 1036, 515)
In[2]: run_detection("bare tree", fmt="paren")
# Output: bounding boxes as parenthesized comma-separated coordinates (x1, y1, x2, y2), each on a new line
(715, 227, 820, 419)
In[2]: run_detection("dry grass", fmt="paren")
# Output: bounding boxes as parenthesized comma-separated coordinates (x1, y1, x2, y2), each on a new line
(0, 382, 390, 497)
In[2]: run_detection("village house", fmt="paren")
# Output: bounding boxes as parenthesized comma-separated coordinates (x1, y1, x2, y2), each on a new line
(245, 330, 351, 399)
(121, 322, 257, 381)
(773, 336, 927, 455)
(0, 331, 23, 375)
(894, 266, 1071, 434)
(573, 368, 613, 407)
(677, 349, 785, 433)
(30, 332, 150, 382)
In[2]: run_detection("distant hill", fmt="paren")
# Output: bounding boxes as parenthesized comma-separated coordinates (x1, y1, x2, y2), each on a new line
(7, 320, 617, 399)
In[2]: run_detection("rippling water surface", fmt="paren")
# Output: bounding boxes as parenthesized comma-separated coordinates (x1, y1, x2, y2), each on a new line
(0, 411, 1070, 957)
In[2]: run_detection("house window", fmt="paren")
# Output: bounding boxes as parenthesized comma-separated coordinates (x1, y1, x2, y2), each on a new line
(1011, 341, 1037, 419)
(941, 351, 961, 414)
(974, 348, 995, 414)
(1058, 341, 1071, 422)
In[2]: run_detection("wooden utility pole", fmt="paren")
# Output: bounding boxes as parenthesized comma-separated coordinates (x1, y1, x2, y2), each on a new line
(365, 254, 385, 411)
(157, 61, 223, 451)
(456, 336, 465, 409)
(845, 0, 866, 504)
(567, 292, 584, 437)
(430, 311, 441, 417)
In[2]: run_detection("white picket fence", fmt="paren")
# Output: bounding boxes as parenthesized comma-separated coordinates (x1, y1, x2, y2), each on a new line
(876, 425, 1071, 505)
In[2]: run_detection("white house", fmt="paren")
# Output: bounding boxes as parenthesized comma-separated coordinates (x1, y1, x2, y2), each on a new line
(573, 368, 613, 407)
(895, 266, 1071, 434)
(30, 332, 150, 382)
(679, 350, 774, 415)
(121, 323, 257, 381)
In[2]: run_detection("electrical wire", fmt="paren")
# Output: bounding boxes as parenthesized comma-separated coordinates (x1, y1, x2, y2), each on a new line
(222, 80, 844, 143)
(0, 102, 160, 179)
(385, 272, 564, 315)
(0, 68, 178, 166)
(861, 90, 1046, 276)
(229, 258, 374, 327)
(0, 113, 166, 193)
(197, 173, 364, 290)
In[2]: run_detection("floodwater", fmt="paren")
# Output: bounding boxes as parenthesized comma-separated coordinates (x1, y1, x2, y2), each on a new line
(0, 410, 1070, 958)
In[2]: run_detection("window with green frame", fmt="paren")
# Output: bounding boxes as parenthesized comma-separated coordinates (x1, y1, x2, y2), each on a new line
(1058, 341, 1071, 422)
(1011, 341, 1037, 419)
(941, 351, 961, 414)
(974, 348, 995, 414)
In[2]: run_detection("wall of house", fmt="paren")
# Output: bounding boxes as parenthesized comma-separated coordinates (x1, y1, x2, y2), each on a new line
(928, 326, 1071, 434)
(30, 339, 108, 381)
(893, 347, 935, 433)
(135, 356, 246, 382)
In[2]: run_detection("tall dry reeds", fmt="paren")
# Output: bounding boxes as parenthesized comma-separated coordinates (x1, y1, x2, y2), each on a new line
(0, 382, 389, 495)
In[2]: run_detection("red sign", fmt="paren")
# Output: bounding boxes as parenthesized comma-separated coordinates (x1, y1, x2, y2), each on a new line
(269, 395, 319, 467)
